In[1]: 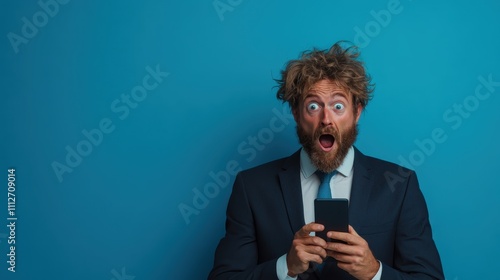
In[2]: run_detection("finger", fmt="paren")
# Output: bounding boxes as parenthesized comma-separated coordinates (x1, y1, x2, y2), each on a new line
(326, 250, 353, 262)
(327, 231, 352, 244)
(348, 225, 360, 237)
(302, 244, 328, 260)
(325, 240, 346, 252)
(287, 252, 315, 277)
(296, 223, 325, 238)
(295, 235, 327, 248)
(301, 252, 326, 263)
(336, 260, 354, 272)
(325, 241, 358, 256)
(296, 248, 327, 264)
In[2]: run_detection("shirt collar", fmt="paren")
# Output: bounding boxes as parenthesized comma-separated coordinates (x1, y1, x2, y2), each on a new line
(300, 146, 355, 178)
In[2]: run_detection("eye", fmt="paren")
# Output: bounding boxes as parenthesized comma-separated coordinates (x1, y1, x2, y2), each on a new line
(333, 103, 345, 111)
(307, 102, 320, 112)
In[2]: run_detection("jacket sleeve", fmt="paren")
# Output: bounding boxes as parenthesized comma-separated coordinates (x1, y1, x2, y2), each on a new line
(207, 173, 280, 280)
(381, 171, 444, 280)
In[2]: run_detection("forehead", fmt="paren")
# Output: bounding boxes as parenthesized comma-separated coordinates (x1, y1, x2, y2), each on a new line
(305, 79, 349, 99)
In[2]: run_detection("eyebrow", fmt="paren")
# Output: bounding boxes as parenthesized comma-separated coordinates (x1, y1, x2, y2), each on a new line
(303, 91, 348, 100)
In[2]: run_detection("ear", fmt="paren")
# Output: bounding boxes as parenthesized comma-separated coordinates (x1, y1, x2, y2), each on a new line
(355, 103, 363, 123)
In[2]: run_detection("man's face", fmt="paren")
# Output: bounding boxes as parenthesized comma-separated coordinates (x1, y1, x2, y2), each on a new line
(293, 79, 362, 173)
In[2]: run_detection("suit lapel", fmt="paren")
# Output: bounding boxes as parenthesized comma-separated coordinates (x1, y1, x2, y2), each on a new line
(349, 147, 373, 229)
(278, 150, 306, 234)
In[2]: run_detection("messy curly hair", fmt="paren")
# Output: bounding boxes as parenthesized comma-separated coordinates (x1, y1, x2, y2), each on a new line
(276, 41, 374, 113)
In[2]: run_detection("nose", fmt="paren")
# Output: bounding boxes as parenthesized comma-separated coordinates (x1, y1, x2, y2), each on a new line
(320, 107, 333, 126)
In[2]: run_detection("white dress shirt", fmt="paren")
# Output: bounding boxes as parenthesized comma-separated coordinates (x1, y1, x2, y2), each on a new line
(276, 147, 382, 279)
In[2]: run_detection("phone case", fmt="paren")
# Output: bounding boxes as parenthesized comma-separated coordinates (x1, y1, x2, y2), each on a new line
(314, 198, 349, 242)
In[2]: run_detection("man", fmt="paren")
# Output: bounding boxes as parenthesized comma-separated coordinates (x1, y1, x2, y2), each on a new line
(208, 42, 444, 280)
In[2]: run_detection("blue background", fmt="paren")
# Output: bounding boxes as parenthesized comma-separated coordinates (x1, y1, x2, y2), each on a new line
(1, 0, 499, 279)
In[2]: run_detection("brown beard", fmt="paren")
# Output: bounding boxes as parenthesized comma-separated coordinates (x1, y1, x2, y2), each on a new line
(297, 123, 358, 173)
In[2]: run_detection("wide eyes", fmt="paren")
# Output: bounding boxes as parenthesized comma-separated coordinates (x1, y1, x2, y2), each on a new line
(307, 102, 320, 112)
(333, 103, 344, 111)
(305, 101, 345, 114)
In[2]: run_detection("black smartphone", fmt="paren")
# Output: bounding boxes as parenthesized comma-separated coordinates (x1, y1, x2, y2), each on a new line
(314, 198, 349, 243)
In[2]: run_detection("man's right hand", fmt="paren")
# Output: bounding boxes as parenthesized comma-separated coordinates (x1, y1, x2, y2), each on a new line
(286, 223, 328, 277)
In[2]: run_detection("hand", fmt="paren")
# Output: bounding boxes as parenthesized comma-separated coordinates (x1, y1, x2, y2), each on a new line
(286, 223, 328, 277)
(325, 225, 380, 280)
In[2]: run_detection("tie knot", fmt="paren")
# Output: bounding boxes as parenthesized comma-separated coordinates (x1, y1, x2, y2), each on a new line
(315, 170, 336, 184)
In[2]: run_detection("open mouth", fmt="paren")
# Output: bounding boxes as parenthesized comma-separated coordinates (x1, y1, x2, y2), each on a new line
(319, 134, 335, 150)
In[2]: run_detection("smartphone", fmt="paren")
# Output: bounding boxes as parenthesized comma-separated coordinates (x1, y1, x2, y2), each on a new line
(314, 198, 349, 243)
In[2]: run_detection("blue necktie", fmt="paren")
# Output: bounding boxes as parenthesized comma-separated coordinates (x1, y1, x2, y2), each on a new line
(316, 170, 336, 198)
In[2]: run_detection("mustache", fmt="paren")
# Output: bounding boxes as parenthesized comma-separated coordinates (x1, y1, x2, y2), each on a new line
(314, 126, 340, 140)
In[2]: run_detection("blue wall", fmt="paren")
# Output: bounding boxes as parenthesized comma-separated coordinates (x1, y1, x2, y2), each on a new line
(1, 0, 499, 279)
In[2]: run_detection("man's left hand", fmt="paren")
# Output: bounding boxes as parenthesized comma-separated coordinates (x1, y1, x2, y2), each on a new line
(325, 225, 380, 280)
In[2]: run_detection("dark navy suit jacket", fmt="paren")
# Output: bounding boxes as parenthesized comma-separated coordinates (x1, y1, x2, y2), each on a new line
(208, 147, 444, 280)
